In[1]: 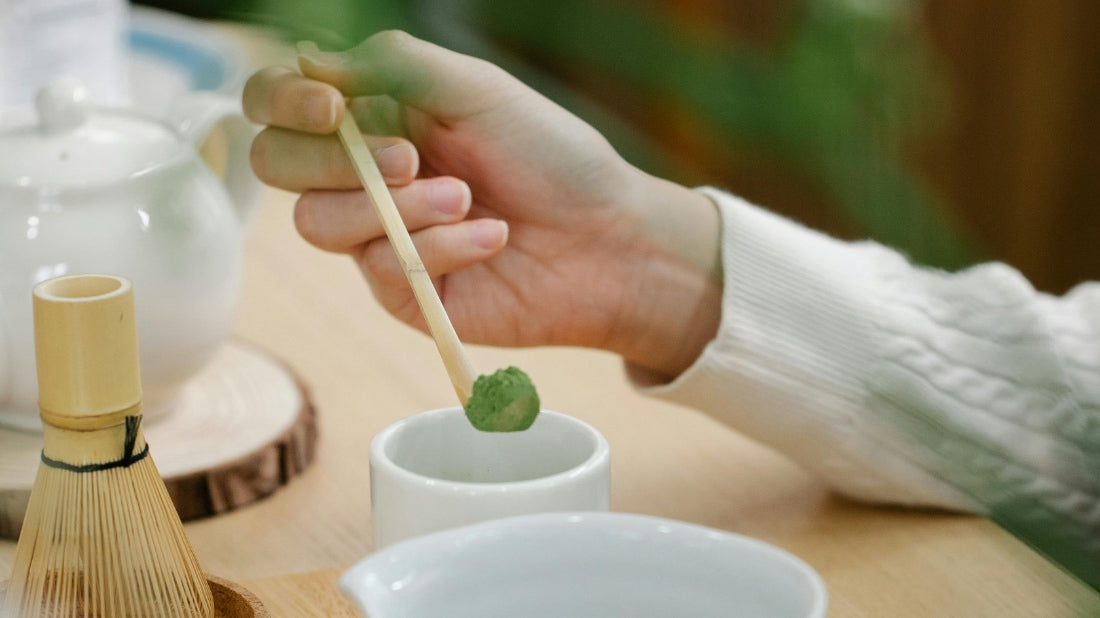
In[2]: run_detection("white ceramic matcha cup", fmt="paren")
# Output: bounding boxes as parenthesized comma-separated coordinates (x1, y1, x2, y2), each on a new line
(369, 406, 610, 549)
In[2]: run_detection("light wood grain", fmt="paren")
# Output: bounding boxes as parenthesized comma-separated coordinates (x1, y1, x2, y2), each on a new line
(1, 24, 1098, 617)
(243, 568, 354, 618)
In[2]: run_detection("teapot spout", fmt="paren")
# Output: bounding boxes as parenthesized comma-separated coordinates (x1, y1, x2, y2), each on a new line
(168, 92, 261, 225)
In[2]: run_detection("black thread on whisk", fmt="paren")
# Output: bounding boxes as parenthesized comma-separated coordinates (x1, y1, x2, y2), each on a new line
(39, 415, 150, 473)
(123, 414, 140, 460)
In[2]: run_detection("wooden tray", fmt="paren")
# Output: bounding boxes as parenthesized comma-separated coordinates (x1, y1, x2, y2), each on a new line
(209, 575, 271, 617)
(0, 341, 318, 539)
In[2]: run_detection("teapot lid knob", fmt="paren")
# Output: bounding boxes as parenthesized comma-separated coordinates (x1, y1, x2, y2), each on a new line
(36, 78, 91, 134)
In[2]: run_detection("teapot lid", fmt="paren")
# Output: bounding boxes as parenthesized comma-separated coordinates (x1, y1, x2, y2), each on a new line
(0, 79, 182, 188)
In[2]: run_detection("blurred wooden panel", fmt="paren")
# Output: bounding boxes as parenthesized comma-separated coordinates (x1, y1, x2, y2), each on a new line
(919, 0, 1100, 292)
(603, 0, 1099, 292)
(666, 0, 1099, 292)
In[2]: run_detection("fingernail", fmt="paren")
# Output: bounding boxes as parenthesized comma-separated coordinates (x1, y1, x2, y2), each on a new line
(428, 181, 470, 215)
(301, 51, 346, 68)
(469, 219, 507, 251)
(374, 144, 414, 177)
(309, 92, 340, 129)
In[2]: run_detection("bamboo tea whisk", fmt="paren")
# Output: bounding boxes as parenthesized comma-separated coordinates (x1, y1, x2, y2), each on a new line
(1, 275, 213, 618)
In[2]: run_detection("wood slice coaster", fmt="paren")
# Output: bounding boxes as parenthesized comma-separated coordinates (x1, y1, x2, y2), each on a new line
(0, 575, 269, 617)
(0, 341, 318, 539)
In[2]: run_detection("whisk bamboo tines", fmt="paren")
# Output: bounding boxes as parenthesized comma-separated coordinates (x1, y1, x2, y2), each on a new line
(1, 275, 213, 618)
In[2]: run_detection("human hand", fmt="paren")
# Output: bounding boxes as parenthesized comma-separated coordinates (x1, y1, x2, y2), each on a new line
(244, 30, 721, 379)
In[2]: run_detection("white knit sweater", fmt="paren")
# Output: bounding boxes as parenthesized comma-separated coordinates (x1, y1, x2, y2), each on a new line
(634, 188, 1100, 549)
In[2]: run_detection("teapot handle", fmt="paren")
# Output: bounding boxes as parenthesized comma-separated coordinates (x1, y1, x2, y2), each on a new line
(167, 92, 261, 224)
(0, 300, 8, 406)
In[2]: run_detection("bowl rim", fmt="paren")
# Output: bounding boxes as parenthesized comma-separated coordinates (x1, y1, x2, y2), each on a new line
(342, 511, 828, 618)
(369, 407, 611, 491)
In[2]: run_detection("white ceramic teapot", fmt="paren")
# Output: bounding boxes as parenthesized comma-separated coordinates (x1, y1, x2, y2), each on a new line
(0, 79, 260, 432)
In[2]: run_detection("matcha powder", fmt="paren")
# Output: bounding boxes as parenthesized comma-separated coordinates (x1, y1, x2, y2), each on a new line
(464, 366, 540, 432)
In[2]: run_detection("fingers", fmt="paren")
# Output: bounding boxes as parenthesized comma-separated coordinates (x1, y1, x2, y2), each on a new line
(296, 174, 506, 300)
(347, 95, 404, 137)
(245, 28, 522, 182)
(357, 218, 509, 288)
(244, 59, 408, 136)
(295, 177, 472, 253)
(298, 30, 513, 120)
(243, 66, 344, 133)
(251, 127, 418, 192)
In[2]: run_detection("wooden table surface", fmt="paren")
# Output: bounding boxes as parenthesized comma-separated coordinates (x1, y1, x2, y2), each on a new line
(3, 25, 1100, 617)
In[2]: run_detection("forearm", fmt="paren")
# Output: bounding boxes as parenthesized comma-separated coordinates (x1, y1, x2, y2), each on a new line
(628, 187, 977, 509)
(635, 188, 1100, 525)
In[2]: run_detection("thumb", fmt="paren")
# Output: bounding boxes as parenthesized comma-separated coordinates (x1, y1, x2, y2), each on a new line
(298, 30, 508, 120)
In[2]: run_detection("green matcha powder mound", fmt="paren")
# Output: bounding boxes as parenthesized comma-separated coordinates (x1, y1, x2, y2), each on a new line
(464, 366, 540, 432)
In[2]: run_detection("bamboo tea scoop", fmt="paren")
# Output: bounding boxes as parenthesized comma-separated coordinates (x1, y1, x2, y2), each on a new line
(297, 41, 539, 432)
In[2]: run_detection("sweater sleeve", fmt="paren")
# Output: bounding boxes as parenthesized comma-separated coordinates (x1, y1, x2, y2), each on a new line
(631, 188, 1100, 541)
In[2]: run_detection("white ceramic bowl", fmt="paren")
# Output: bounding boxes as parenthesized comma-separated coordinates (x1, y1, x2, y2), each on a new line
(341, 512, 828, 618)
(370, 407, 610, 548)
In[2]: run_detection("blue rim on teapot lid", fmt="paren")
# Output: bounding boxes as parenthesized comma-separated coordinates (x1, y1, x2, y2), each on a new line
(0, 79, 183, 189)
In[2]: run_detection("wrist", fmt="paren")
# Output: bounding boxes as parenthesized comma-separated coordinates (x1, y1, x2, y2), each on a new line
(608, 173, 723, 380)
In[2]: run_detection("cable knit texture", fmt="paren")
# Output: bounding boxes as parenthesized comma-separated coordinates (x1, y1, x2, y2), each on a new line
(632, 188, 1100, 566)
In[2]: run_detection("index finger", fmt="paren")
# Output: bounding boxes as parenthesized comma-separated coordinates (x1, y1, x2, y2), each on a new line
(242, 65, 345, 134)
(297, 30, 513, 121)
